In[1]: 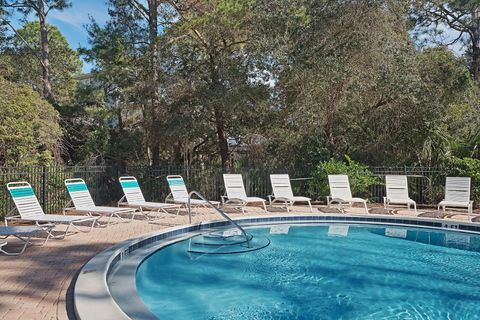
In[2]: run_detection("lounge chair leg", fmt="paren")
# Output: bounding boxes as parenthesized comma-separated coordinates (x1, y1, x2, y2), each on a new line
(60, 224, 72, 239)
(42, 228, 51, 245)
(364, 202, 368, 214)
(89, 219, 96, 232)
(0, 235, 31, 255)
(263, 201, 267, 213)
(308, 201, 313, 213)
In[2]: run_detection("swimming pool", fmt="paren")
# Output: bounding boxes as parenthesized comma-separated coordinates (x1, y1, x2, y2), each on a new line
(135, 224, 480, 319)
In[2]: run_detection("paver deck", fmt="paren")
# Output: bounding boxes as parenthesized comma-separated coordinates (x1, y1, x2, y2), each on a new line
(0, 205, 477, 320)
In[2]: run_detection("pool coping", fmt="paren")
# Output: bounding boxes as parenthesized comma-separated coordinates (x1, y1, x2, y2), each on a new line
(74, 213, 480, 320)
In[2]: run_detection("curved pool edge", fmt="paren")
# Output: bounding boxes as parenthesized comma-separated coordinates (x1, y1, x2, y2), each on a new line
(73, 213, 480, 320)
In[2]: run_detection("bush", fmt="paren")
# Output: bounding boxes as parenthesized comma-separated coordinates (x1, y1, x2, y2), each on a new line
(310, 156, 379, 200)
(446, 157, 480, 206)
(0, 76, 61, 165)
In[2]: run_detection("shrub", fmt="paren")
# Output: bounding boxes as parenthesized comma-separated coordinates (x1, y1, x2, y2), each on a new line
(310, 155, 379, 200)
(0, 76, 61, 165)
(446, 157, 480, 206)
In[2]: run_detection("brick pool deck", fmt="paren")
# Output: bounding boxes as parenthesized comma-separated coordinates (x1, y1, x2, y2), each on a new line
(0, 205, 477, 320)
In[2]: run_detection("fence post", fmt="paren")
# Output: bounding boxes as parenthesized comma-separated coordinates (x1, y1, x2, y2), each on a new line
(41, 165, 47, 213)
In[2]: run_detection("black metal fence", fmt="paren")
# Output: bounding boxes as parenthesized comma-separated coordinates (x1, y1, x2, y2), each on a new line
(0, 165, 450, 218)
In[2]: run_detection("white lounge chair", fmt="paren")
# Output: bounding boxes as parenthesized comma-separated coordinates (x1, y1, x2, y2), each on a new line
(384, 175, 416, 212)
(6, 182, 97, 238)
(222, 174, 267, 213)
(65, 178, 137, 224)
(327, 175, 368, 213)
(118, 176, 181, 219)
(0, 224, 54, 255)
(166, 175, 220, 208)
(269, 174, 313, 212)
(438, 177, 473, 218)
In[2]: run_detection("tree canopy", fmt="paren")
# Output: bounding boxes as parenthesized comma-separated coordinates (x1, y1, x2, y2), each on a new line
(0, 0, 479, 172)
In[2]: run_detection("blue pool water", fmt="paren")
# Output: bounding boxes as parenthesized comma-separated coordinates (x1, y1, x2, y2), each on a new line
(136, 225, 480, 319)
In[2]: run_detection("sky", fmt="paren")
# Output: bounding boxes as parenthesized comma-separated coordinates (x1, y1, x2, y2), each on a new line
(10, 0, 110, 73)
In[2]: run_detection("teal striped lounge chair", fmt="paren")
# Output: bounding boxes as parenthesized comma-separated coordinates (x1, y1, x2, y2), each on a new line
(64, 178, 137, 224)
(6, 182, 97, 238)
(166, 175, 220, 208)
(118, 176, 181, 219)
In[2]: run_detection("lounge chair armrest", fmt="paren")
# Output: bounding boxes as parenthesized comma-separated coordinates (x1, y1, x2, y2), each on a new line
(221, 195, 228, 204)
(117, 195, 126, 206)
(224, 198, 246, 208)
(4, 215, 22, 226)
(272, 197, 290, 204)
(225, 198, 245, 203)
(165, 193, 174, 203)
(63, 200, 74, 214)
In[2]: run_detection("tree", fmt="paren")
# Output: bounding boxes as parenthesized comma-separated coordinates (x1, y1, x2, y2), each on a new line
(124, 0, 165, 165)
(2, 22, 82, 104)
(166, 0, 267, 171)
(74, 0, 480, 170)
(0, 76, 61, 165)
(254, 0, 480, 168)
(83, 0, 168, 166)
(412, 0, 480, 81)
(1, 0, 71, 99)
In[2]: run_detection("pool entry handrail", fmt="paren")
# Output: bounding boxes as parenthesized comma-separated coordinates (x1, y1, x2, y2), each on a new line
(188, 190, 250, 247)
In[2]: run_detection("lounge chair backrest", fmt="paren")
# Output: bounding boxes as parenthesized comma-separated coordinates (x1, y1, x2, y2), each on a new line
(270, 174, 294, 199)
(385, 175, 409, 200)
(166, 175, 189, 202)
(445, 177, 471, 203)
(7, 182, 45, 219)
(328, 175, 353, 199)
(119, 176, 146, 204)
(223, 174, 248, 200)
(65, 178, 96, 209)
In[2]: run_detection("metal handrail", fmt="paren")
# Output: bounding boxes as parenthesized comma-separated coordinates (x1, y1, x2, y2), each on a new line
(188, 191, 250, 247)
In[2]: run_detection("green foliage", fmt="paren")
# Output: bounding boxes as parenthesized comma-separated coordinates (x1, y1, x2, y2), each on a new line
(310, 156, 379, 198)
(59, 82, 145, 165)
(447, 157, 480, 205)
(0, 76, 61, 165)
(1, 0, 478, 169)
(2, 21, 82, 104)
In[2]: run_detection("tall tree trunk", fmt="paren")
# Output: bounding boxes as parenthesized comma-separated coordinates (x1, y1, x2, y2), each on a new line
(214, 107, 231, 172)
(148, 0, 161, 166)
(209, 54, 231, 172)
(472, 7, 480, 81)
(37, 0, 52, 100)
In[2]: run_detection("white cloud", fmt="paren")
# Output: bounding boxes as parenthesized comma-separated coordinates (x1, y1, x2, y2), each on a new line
(48, 1, 109, 31)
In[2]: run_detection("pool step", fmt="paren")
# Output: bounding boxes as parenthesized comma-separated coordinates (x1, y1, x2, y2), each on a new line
(188, 233, 270, 255)
(191, 233, 253, 247)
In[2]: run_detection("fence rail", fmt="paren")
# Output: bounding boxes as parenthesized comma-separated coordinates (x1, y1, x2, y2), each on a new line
(0, 165, 450, 217)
